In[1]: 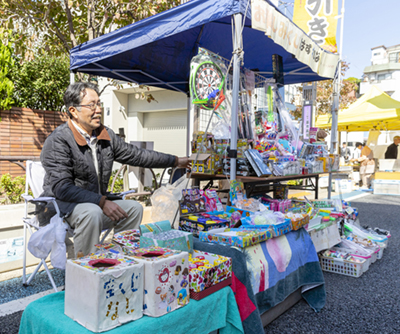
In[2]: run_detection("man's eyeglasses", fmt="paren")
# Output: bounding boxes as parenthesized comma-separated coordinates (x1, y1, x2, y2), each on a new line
(77, 102, 102, 111)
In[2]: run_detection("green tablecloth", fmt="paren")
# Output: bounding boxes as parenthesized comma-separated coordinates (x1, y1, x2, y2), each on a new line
(19, 287, 243, 334)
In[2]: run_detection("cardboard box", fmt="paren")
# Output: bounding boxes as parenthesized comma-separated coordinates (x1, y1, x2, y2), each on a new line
(285, 213, 310, 231)
(128, 246, 189, 317)
(189, 153, 215, 174)
(113, 229, 140, 252)
(189, 250, 232, 299)
(194, 132, 214, 154)
(374, 172, 400, 180)
(378, 159, 400, 172)
(214, 138, 249, 158)
(373, 179, 400, 195)
(179, 189, 228, 236)
(199, 227, 270, 248)
(241, 218, 291, 238)
(334, 179, 353, 193)
(179, 212, 231, 237)
(65, 253, 144, 332)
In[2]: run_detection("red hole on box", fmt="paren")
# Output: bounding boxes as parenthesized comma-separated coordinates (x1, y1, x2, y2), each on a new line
(88, 259, 121, 268)
(141, 251, 165, 258)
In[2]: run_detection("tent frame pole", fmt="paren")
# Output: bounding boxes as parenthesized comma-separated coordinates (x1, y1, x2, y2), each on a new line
(328, 0, 345, 199)
(230, 13, 243, 181)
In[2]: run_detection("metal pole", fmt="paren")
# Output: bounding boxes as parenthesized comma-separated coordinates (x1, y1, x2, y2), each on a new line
(328, 0, 345, 199)
(186, 96, 191, 157)
(230, 13, 243, 181)
(70, 72, 75, 84)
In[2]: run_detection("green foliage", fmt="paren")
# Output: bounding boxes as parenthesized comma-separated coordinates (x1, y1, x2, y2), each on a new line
(10, 54, 70, 111)
(108, 170, 124, 194)
(0, 33, 15, 111)
(0, 0, 180, 59)
(345, 77, 361, 93)
(0, 174, 26, 204)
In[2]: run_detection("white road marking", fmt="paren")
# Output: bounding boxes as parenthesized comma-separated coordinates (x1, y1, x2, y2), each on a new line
(0, 286, 64, 316)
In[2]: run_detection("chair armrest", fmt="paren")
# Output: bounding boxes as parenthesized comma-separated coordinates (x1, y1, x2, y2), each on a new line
(119, 190, 136, 200)
(22, 195, 61, 216)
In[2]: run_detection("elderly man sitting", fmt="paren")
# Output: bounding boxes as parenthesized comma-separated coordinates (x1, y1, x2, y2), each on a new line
(40, 82, 189, 256)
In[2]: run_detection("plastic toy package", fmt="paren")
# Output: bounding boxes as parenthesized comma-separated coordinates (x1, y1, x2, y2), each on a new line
(321, 249, 365, 263)
(189, 48, 230, 123)
(113, 230, 141, 251)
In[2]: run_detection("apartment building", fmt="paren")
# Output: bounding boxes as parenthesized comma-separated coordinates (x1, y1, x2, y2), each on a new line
(360, 44, 400, 100)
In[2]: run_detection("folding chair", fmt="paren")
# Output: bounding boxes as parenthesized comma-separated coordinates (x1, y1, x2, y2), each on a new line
(22, 160, 135, 292)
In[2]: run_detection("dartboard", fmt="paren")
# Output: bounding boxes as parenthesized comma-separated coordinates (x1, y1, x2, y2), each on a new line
(193, 61, 223, 100)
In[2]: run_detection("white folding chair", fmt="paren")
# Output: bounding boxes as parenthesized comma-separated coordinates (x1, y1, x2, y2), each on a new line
(22, 160, 135, 292)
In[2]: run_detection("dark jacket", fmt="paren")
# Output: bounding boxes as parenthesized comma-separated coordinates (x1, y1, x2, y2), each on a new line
(384, 143, 398, 159)
(40, 120, 177, 218)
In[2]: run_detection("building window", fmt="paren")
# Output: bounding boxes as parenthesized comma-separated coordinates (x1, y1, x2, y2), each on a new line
(377, 73, 392, 82)
(389, 52, 400, 63)
(373, 52, 381, 56)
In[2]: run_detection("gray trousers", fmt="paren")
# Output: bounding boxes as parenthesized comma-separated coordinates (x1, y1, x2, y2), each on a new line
(65, 200, 143, 257)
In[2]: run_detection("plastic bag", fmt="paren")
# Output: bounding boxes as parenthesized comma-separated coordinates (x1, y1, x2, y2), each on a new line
(151, 174, 189, 229)
(50, 215, 69, 270)
(28, 214, 69, 269)
(211, 120, 231, 139)
(28, 220, 55, 259)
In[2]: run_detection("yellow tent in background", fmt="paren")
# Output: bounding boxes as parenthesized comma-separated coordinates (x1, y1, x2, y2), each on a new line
(316, 85, 400, 131)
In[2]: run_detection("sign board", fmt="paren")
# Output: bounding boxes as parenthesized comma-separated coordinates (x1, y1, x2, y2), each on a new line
(251, 0, 339, 79)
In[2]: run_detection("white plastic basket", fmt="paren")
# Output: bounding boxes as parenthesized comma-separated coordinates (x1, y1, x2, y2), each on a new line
(370, 250, 378, 264)
(319, 255, 367, 278)
(377, 247, 384, 260)
(329, 247, 372, 270)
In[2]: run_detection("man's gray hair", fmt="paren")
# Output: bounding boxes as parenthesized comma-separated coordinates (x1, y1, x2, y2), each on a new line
(63, 82, 100, 119)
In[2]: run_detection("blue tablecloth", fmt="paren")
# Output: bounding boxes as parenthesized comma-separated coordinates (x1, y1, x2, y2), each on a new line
(194, 228, 326, 334)
(19, 287, 243, 334)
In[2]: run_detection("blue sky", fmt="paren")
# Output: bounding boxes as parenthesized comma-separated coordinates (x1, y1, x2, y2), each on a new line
(279, 0, 400, 79)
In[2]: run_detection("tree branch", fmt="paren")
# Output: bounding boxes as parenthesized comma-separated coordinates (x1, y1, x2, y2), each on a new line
(63, 0, 78, 47)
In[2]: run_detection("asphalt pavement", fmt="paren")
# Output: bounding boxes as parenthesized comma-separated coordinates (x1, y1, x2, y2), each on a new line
(264, 194, 400, 334)
(1, 193, 399, 334)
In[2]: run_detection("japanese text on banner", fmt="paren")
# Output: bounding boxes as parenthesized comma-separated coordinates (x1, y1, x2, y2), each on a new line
(293, 0, 338, 53)
(251, 0, 339, 79)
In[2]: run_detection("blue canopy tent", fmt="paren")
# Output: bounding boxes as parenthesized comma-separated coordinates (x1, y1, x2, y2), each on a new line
(70, 0, 339, 179)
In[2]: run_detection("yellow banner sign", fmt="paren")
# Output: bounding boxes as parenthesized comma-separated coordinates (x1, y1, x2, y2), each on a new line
(293, 0, 338, 53)
(251, 0, 339, 79)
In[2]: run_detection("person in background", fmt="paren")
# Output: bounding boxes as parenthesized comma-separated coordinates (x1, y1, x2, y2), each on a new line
(358, 145, 375, 189)
(340, 143, 351, 162)
(384, 136, 400, 159)
(351, 142, 363, 162)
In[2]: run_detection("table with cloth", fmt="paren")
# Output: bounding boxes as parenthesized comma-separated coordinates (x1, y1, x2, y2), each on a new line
(19, 286, 243, 334)
(194, 228, 326, 334)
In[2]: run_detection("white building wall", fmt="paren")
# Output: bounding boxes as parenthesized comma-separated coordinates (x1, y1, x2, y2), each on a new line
(371, 46, 387, 65)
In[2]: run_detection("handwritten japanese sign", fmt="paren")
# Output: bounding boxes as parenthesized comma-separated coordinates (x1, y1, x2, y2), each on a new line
(293, 0, 338, 53)
(251, 0, 339, 79)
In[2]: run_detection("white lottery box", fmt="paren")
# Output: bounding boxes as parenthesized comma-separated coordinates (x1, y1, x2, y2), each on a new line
(65, 252, 144, 332)
(129, 246, 190, 317)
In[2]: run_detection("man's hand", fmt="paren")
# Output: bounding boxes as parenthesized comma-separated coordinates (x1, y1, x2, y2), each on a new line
(103, 200, 128, 222)
(176, 157, 191, 169)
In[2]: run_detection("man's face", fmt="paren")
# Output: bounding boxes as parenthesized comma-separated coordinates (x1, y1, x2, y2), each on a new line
(394, 138, 400, 145)
(69, 88, 102, 134)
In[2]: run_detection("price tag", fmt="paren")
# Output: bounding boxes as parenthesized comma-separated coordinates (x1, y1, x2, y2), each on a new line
(345, 207, 354, 215)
